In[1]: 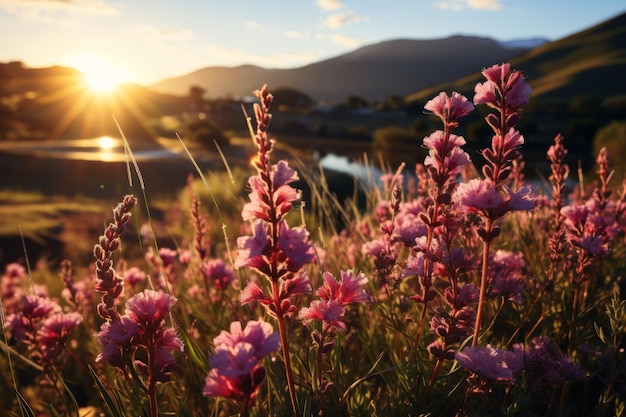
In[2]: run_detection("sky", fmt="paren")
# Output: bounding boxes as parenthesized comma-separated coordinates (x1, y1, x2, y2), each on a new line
(1, 0, 625, 85)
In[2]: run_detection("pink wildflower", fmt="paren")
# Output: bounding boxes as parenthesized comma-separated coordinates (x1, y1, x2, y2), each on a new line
(279, 270, 312, 300)
(240, 281, 272, 305)
(212, 321, 280, 363)
(123, 266, 147, 287)
(235, 220, 270, 271)
(97, 289, 183, 382)
(125, 290, 177, 332)
(489, 250, 528, 304)
(455, 345, 514, 383)
(425, 91, 474, 128)
(276, 221, 316, 273)
(158, 247, 178, 267)
(453, 179, 534, 219)
(96, 315, 140, 367)
(561, 205, 610, 257)
(317, 270, 369, 305)
(204, 321, 279, 405)
(299, 270, 369, 332)
(474, 63, 531, 112)
(38, 312, 82, 365)
(201, 259, 237, 291)
(299, 299, 346, 331)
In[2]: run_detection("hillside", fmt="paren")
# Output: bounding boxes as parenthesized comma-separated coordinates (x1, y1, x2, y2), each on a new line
(406, 11, 626, 104)
(149, 36, 530, 103)
(0, 62, 187, 142)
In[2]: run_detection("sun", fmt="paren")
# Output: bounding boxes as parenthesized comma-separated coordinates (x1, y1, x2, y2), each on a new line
(71, 55, 130, 93)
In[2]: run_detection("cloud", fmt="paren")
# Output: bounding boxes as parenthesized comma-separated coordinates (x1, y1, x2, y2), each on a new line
(468, 0, 502, 10)
(137, 24, 194, 42)
(316, 0, 343, 11)
(244, 20, 265, 30)
(331, 34, 360, 47)
(436, 0, 502, 10)
(0, 0, 121, 18)
(284, 30, 310, 39)
(322, 11, 369, 29)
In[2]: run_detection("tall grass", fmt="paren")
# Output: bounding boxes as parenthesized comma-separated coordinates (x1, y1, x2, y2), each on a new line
(1, 63, 626, 417)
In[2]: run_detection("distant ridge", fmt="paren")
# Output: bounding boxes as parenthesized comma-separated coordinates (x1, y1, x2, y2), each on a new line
(149, 35, 530, 103)
(406, 11, 626, 103)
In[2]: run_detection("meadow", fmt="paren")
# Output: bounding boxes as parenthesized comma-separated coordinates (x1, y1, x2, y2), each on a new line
(1, 62, 625, 417)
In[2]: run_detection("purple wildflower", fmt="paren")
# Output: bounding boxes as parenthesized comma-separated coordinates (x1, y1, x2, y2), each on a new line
(299, 299, 346, 331)
(97, 290, 183, 384)
(317, 270, 369, 305)
(474, 63, 532, 116)
(38, 312, 83, 366)
(453, 179, 534, 220)
(201, 259, 237, 291)
(204, 320, 279, 407)
(455, 345, 514, 383)
(425, 91, 474, 128)
(123, 266, 147, 287)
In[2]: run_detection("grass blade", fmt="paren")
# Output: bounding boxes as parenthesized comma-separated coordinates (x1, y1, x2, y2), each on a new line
(88, 365, 125, 417)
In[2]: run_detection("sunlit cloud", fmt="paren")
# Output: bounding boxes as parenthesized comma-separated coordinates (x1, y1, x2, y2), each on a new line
(244, 20, 265, 30)
(137, 24, 194, 42)
(323, 11, 369, 29)
(437, 0, 502, 10)
(0, 0, 121, 18)
(284, 30, 311, 39)
(316, 0, 344, 11)
(331, 34, 361, 47)
(469, 0, 502, 10)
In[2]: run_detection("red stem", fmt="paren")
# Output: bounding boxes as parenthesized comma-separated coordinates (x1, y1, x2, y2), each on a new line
(472, 218, 493, 347)
(272, 280, 299, 416)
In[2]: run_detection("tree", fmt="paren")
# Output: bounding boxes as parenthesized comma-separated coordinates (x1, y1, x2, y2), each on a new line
(377, 95, 406, 111)
(271, 87, 313, 110)
(345, 95, 369, 110)
(593, 121, 626, 180)
(189, 85, 206, 113)
(570, 95, 603, 117)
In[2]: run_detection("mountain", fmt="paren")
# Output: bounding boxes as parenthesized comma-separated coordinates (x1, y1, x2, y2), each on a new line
(498, 38, 549, 50)
(405, 11, 626, 104)
(149, 36, 531, 103)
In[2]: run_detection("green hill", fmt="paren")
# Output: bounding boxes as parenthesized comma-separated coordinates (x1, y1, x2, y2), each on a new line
(406, 11, 626, 104)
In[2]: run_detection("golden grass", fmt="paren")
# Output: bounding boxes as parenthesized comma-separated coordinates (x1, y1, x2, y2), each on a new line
(0, 190, 105, 243)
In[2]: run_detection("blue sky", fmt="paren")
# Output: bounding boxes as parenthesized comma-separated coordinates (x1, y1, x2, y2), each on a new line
(1, 0, 624, 85)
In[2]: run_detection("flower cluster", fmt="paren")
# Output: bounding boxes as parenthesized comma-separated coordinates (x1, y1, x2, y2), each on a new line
(6, 294, 82, 368)
(236, 87, 315, 306)
(97, 289, 183, 382)
(456, 336, 585, 397)
(204, 320, 279, 409)
(235, 85, 316, 413)
(299, 270, 369, 332)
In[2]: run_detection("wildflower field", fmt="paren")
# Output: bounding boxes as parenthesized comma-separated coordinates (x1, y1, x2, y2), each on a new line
(2, 63, 626, 417)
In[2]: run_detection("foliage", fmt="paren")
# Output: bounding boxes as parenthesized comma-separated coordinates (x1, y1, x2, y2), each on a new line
(593, 121, 626, 181)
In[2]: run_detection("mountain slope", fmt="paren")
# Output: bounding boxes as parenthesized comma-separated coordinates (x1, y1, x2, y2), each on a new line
(406, 11, 626, 104)
(150, 36, 529, 103)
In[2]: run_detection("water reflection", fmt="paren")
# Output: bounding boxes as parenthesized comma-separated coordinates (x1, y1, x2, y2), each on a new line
(0, 137, 184, 162)
(319, 153, 383, 184)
